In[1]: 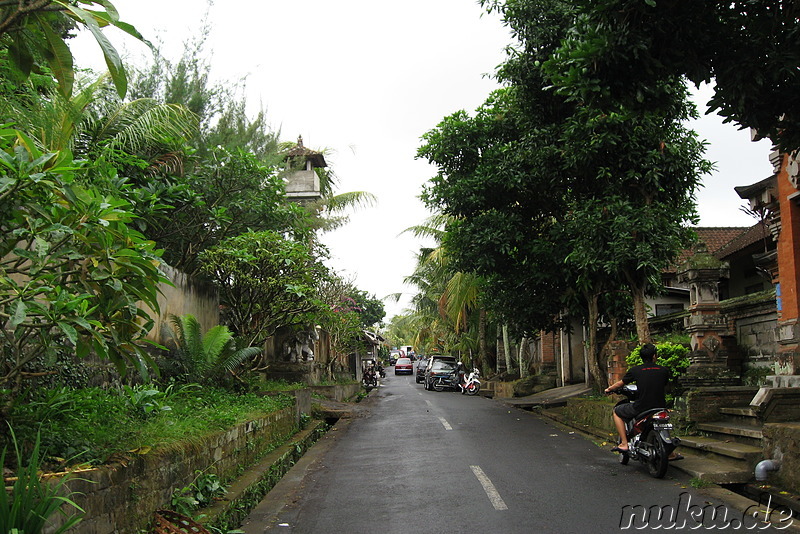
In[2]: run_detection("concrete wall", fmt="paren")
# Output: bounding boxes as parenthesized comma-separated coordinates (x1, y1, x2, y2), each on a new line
(47, 407, 297, 534)
(307, 383, 361, 402)
(144, 264, 219, 345)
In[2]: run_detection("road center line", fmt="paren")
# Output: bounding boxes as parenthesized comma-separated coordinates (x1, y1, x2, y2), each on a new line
(437, 416, 453, 430)
(470, 465, 508, 511)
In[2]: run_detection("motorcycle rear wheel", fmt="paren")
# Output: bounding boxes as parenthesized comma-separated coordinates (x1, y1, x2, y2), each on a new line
(433, 382, 444, 392)
(465, 383, 479, 396)
(646, 431, 669, 478)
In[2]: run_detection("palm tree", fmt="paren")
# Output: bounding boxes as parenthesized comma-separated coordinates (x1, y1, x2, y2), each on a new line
(2, 74, 198, 171)
(402, 214, 489, 369)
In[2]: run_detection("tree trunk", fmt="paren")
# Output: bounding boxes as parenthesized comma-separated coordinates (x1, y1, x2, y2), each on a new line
(630, 284, 652, 344)
(519, 337, 529, 378)
(502, 324, 513, 373)
(496, 330, 503, 374)
(585, 291, 608, 390)
(478, 308, 487, 373)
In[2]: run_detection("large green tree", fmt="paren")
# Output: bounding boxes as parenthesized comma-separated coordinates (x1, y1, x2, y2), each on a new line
(0, 129, 166, 420)
(420, 0, 711, 387)
(198, 231, 327, 347)
(542, 0, 800, 153)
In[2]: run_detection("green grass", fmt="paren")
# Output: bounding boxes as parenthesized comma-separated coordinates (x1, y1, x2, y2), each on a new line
(5, 385, 296, 468)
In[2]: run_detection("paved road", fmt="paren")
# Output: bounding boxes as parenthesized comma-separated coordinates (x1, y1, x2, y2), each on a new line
(241, 371, 796, 533)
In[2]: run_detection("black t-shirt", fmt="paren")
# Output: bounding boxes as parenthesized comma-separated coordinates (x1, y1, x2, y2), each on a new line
(622, 362, 669, 412)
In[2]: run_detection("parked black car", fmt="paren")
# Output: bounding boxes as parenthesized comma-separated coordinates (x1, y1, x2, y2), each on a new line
(424, 359, 458, 391)
(417, 355, 457, 386)
(415, 359, 428, 383)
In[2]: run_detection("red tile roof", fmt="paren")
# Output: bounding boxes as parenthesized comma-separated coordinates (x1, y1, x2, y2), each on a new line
(668, 226, 751, 271)
(695, 227, 751, 255)
(714, 223, 771, 259)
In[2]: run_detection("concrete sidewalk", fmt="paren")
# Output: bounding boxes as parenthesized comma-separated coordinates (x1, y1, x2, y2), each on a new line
(496, 382, 592, 409)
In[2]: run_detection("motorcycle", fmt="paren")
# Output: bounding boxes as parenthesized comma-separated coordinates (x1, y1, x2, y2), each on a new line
(609, 384, 681, 478)
(427, 367, 459, 391)
(459, 368, 481, 396)
(362, 368, 377, 388)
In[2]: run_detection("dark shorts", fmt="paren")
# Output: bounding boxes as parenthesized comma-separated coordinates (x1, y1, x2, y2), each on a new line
(614, 403, 639, 421)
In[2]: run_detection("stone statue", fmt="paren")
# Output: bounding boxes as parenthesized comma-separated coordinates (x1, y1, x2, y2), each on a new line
(285, 328, 319, 362)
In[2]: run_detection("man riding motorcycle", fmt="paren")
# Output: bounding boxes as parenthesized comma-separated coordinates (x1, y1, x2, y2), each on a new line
(604, 343, 681, 460)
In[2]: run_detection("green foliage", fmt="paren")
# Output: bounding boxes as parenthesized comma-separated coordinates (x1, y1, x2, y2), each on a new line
(0, 128, 167, 410)
(0, 0, 147, 99)
(171, 469, 226, 515)
(742, 366, 771, 387)
(299, 412, 311, 430)
(349, 289, 386, 328)
(626, 342, 690, 381)
(120, 385, 173, 419)
(6, 386, 294, 467)
(542, 0, 800, 153)
(165, 314, 262, 388)
(689, 477, 715, 489)
(149, 147, 308, 276)
(199, 231, 327, 346)
(0, 427, 84, 533)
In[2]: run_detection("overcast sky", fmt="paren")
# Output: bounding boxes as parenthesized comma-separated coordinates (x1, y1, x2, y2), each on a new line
(73, 1, 775, 320)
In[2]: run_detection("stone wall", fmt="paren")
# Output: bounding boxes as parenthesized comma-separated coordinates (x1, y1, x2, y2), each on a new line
(721, 291, 778, 371)
(307, 383, 361, 402)
(47, 407, 297, 534)
(557, 397, 617, 439)
(761, 423, 800, 493)
(679, 387, 759, 424)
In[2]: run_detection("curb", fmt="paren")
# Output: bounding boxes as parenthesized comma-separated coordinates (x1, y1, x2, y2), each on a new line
(199, 388, 372, 532)
(199, 420, 329, 532)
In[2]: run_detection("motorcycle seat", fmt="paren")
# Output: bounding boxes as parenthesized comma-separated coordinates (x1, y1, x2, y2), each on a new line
(635, 408, 668, 420)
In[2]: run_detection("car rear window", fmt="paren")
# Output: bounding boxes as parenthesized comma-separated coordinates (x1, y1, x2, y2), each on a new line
(431, 361, 456, 370)
(396, 358, 411, 365)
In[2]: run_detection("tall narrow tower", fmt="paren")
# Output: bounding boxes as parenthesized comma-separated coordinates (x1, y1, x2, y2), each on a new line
(283, 135, 326, 204)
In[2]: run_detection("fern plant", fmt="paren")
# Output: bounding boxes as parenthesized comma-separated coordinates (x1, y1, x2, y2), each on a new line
(166, 314, 262, 387)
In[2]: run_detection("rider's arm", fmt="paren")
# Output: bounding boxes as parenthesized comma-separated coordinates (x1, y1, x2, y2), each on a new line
(604, 379, 625, 394)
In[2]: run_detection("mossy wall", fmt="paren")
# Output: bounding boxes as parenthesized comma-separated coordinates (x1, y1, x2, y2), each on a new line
(558, 397, 617, 439)
(46, 407, 296, 534)
(762, 423, 800, 493)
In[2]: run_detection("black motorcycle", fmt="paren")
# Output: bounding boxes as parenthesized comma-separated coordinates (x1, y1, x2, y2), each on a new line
(362, 368, 377, 388)
(609, 385, 681, 478)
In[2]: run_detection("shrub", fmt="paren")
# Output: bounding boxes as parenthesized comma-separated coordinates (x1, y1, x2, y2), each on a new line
(1, 427, 84, 534)
(626, 342, 690, 407)
(625, 342, 690, 380)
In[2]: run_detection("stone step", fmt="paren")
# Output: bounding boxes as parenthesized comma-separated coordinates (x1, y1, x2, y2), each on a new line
(719, 406, 758, 418)
(695, 421, 763, 448)
(717, 406, 761, 426)
(670, 451, 754, 485)
(678, 434, 762, 464)
(696, 421, 764, 439)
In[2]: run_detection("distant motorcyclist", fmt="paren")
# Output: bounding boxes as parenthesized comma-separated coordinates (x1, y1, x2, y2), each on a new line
(455, 362, 467, 393)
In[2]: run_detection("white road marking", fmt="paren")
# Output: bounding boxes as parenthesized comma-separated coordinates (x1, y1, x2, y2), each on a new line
(437, 417, 453, 430)
(425, 400, 434, 408)
(470, 465, 508, 511)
